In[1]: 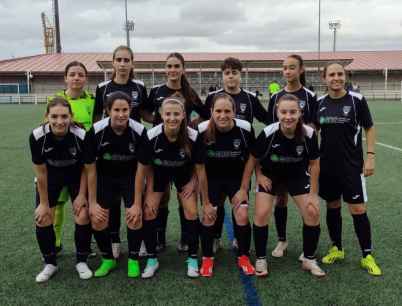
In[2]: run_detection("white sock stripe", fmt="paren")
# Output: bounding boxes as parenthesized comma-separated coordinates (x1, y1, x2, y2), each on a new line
(360, 174, 368, 203)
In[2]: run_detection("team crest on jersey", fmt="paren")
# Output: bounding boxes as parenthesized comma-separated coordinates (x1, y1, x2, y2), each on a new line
(233, 139, 241, 149)
(179, 149, 186, 159)
(69, 147, 77, 157)
(131, 91, 138, 100)
(343, 106, 351, 116)
(296, 145, 304, 156)
(240, 103, 247, 113)
(128, 142, 135, 153)
(299, 100, 306, 109)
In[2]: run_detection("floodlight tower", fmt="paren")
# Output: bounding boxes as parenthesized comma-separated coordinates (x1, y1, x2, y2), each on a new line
(124, 0, 135, 48)
(329, 20, 341, 52)
(53, 0, 62, 53)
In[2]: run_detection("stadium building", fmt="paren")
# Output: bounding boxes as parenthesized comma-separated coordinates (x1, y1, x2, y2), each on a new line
(0, 50, 401, 102)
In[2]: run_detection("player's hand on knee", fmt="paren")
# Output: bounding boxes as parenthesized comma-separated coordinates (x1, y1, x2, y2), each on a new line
(126, 204, 142, 227)
(72, 193, 88, 217)
(203, 202, 217, 223)
(257, 174, 272, 191)
(89, 203, 108, 223)
(35, 204, 52, 226)
(181, 175, 197, 199)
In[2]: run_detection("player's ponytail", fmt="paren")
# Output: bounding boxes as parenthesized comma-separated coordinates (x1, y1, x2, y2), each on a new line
(166, 52, 199, 108)
(288, 54, 306, 87)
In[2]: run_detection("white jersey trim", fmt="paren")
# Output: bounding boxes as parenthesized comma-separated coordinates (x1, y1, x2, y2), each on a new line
(97, 80, 111, 88)
(303, 124, 314, 139)
(70, 125, 86, 140)
(93, 117, 109, 134)
(303, 86, 316, 97)
(152, 83, 165, 89)
(147, 124, 163, 140)
(32, 124, 50, 140)
(187, 127, 198, 142)
(198, 120, 209, 133)
(234, 118, 251, 132)
(243, 89, 256, 97)
(317, 94, 328, 105)
(207, 88, 224, 96)
(128, 119, 145, 135)
(263, 122, 280, 138)
(349, 91, 363, 101)
(132, 79, 144, 87)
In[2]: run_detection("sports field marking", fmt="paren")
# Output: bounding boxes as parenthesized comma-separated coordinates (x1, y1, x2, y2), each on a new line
(376, 141, 402, 153)
(224, 211, 262, 306)
(363, 138, 402, 153)
(375, 121, 402, 125)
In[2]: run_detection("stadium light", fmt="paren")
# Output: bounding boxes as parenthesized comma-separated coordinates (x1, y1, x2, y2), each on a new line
(329, 20, 341, 52)
(124, 0, 135, 48)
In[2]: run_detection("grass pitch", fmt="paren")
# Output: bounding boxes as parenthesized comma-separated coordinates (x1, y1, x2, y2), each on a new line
(0, 101, 401, 306)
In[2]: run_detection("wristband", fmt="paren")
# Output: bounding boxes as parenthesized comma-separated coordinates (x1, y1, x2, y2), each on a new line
(367, 152, 375, 155)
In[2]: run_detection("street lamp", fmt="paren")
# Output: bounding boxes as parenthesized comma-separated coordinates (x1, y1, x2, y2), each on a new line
(26, 71, 33, 94)
(329, 20, 341, 52)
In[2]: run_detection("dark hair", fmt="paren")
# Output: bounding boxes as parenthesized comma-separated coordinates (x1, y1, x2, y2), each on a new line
(106, 91, 132, 112)
(112, 45, 134, 80)
(204, 92, 236, 144)
(43, 96, 82, 130)
(286, 54, 306, 86)
(161, 95, 192, 157)
(64, 61, 88, 77)
(221, 57, 243, 71)
(276, 94, 305, 143)
(166, 52, 199, 108)
(322, 61, 345, 78)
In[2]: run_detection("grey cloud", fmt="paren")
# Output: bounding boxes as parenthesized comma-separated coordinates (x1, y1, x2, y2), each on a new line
(1, 0, 402, 59)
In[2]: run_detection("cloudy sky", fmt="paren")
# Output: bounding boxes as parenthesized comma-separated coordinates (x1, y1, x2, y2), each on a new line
(0, 0, 401, 59)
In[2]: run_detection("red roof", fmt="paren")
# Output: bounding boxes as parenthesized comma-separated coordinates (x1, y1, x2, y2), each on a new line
(0, 51, 401, 73)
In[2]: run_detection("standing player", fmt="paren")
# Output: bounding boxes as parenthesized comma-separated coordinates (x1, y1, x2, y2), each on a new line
(139, 96, 210, 279)
(85, 91, 148, 278)
(144, 52, 209, 253)
(205, 57, 269, 252)
(317, 62, 382, 276)
(240, 94, 325, 277)
(51, 61, 95, 255)
(198, 93, 255, 277)
(266, 54, 318, 258)
(29, 97, 92, 282)
(94, 46, 148, 258)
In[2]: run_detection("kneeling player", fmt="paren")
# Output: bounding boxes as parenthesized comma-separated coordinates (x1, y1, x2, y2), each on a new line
(29, 97, 92, 282)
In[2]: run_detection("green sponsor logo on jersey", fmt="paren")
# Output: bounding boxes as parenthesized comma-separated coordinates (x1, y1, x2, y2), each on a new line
(103, 152, 112, 160)
(320, 117, 326, 124)
(270, 154, 279, 162)
(207, 150, 215, 157)
(154, 159, 162, 166)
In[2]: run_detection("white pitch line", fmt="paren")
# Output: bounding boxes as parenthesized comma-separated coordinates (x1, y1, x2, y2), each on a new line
(375, 121, 402, 125)
(376, 142, 402, 153)
(363, 138, 402, 153)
